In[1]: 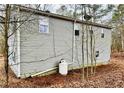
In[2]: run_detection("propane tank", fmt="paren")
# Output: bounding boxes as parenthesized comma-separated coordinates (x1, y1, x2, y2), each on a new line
(59, 59, 68, 75)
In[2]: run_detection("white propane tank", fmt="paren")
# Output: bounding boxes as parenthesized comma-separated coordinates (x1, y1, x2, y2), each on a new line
(59, 59, 68, 75)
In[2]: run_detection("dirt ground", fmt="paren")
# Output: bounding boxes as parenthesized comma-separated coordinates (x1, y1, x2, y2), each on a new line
(0, 53, 124, 88)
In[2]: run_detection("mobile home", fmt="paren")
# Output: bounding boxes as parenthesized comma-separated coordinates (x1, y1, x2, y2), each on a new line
(8, 6, 112, 78)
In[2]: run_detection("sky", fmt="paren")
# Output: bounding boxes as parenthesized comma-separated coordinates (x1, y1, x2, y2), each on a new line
(47, 4, 116, 23)
(0, 4, 118, 24)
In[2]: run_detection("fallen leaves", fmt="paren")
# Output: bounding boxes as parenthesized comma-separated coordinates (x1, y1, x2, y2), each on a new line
(0, 52, 124, 88)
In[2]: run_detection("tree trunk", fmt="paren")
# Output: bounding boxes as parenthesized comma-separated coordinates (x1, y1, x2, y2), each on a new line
(121, 37, 124, 51)
(121, 30, 124, 52)
(4, 4, 11, 87)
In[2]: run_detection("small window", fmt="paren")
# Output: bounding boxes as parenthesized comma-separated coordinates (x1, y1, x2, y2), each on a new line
(96, 51, 99, 57)
(75, 30, 79, 36)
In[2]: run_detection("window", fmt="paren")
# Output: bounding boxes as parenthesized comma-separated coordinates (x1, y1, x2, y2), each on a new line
(39, 16, 49, 33)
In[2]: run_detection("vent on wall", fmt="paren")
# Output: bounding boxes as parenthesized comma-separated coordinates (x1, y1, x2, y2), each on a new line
(96, 51, 99, 57)
(75, 30, 79, 36)
(101, 33, 104, 38)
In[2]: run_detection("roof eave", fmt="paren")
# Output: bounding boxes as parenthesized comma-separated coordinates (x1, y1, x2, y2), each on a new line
(18, 6, 112, 29)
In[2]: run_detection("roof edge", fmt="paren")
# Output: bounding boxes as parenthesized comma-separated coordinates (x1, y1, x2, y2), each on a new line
(17, 5, 112, 29)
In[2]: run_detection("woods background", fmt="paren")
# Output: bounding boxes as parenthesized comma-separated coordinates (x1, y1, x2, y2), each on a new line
(0, 4, 124, 55)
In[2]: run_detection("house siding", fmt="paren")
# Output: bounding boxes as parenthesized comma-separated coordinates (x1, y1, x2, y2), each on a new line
(8, 10, 21, 77)
(9, 10, 111, 78)
(19, 13, 74, 77)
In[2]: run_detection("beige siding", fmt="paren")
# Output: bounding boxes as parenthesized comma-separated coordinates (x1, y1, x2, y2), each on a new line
(9, 11, 111, 78)
(19, 14, 74, 77)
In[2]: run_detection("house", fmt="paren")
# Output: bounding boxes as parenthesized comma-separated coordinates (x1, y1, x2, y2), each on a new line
(8, 6, 112, 78)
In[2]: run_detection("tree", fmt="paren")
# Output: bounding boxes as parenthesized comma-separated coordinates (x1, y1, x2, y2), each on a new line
(56, 5, 72, 17)
(0, 4, 42, 87)
(3, 4, 11, 87)
(111, 4, 124, 52)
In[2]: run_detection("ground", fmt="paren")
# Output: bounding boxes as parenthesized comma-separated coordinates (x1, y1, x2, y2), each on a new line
(0, 53, 124, 88)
